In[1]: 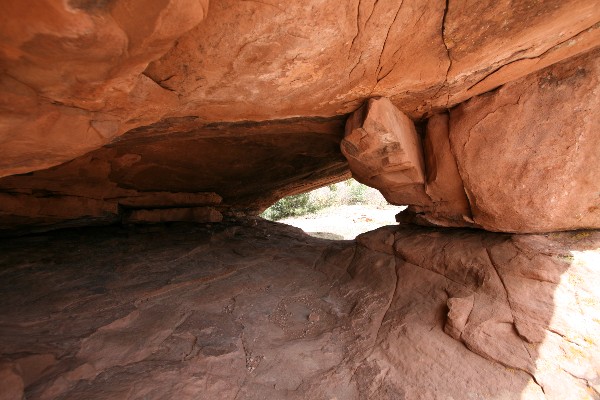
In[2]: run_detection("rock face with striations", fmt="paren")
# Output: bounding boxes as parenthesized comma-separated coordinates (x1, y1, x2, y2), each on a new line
(1, 0, 600, 233)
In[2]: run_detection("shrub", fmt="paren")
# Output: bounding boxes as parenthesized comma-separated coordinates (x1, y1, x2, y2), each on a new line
(347, 180, 367, 205)
(261, 192, 318, 220)
(261, 179, 389, 220)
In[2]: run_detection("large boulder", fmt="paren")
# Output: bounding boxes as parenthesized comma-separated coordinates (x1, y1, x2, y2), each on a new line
(345, 48, 600, 233)
(448, 47, 600, 232)
(342, 98, 474, 228)
(341, 97, 429, 205)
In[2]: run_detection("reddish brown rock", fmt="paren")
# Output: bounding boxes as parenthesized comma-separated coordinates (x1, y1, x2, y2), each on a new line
(144, 0, 600, 122)
(0, 361, 24, 400)
(442, 0, 600, 103)
(115, 192, 222, 209)
(399, 112, 474, 227)
(444, 294, 474, 340)
(0, 117, 349, 233)
(0, 0, 599, 232)
(0, 0, 209, 177)
(1, 221, 599, 399)
(126, 207, 223, 224)
(341, 97, 429, 205)
(353, 49, 600, 233)
(1, 0, 599, 180)
(449, 48, 600, 232)
(341, 101, 471, 228)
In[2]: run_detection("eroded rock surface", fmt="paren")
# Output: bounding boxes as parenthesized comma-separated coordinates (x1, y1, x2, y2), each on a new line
(2, 3, 600, 399)
(346, 49, 600, 233)
(0, 1, 599, 231)
(1, 221, 599, 399)
(141, 0, 600, 122)
(341, 97, 429, 205)
(0, 0, 209, 176)
(449, 47, 600, 232)
(0, 117, 349, 233)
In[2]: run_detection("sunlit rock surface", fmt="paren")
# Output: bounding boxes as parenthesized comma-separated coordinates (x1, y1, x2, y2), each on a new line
(1, 0, 599, 232)
(346, 49, 600, 233)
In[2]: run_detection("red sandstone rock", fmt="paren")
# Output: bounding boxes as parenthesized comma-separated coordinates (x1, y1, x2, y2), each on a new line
(0, 222, 599, 399)
(399, 112, 474, 227)
(342, 97, 429, 205)
(144, 0, 600, 122)
(0, 361, 24, 400)
(0, 0, 208, 177)
(0, 1, 599, 232)
(449, 48, 600, 232)
(116, 192, 222, 208)
(444, 294, 474, 340)
(0, 118, 349, 232)
(348, 48, 600, 233)
(1, 4, 600, 400)
(126, 207, 223, 223)
(1, 0, 598, 181)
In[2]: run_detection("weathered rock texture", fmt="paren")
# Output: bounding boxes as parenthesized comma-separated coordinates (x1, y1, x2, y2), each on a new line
(448, 48, 600, 232)
(346, 49, 600, 232)
(1, 0, 599, 232)
(342, 97, 429, 205)
(0, 0, 209, 176)
(0, 117, 349, 233)
(2, 2, 600, 399)
(1, 221, 599, 399)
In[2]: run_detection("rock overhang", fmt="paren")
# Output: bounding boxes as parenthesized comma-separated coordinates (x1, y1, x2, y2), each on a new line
(0, 0, 599, 234)
(2, 2, 600, 398)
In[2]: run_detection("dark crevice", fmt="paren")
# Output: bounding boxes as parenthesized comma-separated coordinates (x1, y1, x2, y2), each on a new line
(142, 71, 176, 92)
(440, 0, 452, 107)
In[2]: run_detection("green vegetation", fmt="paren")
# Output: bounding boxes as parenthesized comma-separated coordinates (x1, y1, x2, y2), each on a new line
(261, 178, 388, 221)
(261, 192, 319, 220)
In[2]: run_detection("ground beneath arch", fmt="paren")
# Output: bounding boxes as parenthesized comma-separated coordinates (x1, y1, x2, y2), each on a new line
(1, 221, 599, 399)
(278, 204, 403, 240)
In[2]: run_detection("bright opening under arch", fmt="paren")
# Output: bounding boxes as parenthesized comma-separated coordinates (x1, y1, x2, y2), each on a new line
(261, 178, 406, 239)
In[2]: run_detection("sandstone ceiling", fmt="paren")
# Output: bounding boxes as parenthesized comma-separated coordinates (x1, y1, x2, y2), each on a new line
(0, 0, 599, 232)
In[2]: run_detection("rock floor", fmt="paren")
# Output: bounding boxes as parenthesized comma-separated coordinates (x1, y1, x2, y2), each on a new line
(1, 220, 599, 399)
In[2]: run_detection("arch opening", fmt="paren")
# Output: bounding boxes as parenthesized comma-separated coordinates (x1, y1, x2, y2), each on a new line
(261, 178, 405, 240)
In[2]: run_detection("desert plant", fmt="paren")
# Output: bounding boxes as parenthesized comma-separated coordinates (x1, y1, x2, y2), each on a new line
(347, 180, 367, 204)
(261, 192, 318, 220)
(261, 179, 389, 220)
